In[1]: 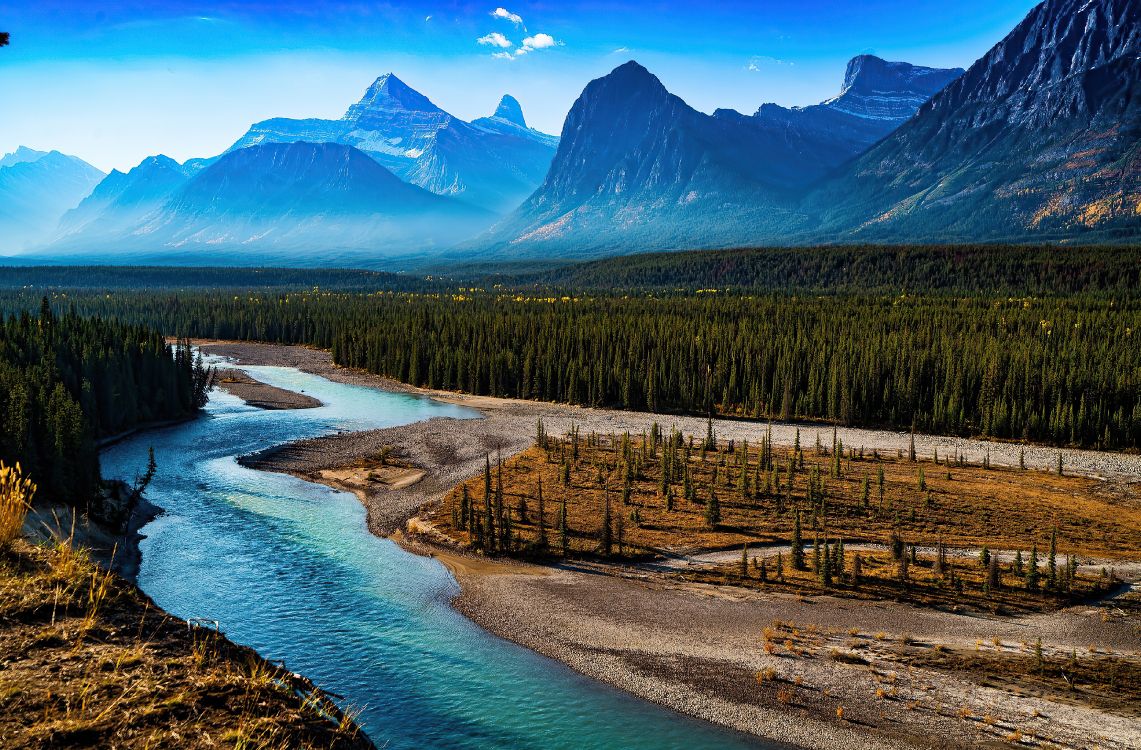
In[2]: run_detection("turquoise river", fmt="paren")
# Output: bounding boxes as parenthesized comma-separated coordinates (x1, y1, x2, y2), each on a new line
(100, 363, 769, 750)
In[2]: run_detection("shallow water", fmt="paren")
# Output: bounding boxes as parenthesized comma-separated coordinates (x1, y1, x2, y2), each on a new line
(101, 364, 767, 750)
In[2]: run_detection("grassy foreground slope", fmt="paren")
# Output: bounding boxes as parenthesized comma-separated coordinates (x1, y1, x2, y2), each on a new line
(0, 538, 374, 750)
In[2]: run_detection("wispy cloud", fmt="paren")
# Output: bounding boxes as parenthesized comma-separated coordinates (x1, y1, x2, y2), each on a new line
(491, 7, 524, 26)
(745, 55, 794, 71)
(477, 32, 513, 48)
(480, 10, 563, 60)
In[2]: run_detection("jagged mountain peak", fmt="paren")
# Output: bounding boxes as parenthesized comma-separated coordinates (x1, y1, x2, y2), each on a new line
(0, 145, 50, 168)
(345, 73, 443, 118)
(492, 95, 527, 127)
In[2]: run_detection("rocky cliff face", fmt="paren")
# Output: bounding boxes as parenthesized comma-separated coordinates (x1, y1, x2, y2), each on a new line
(809, 0, 1141, 241)
(228, 75, 557, 213)
(476, 55, 960, 258)
(821, 55, 963, 122)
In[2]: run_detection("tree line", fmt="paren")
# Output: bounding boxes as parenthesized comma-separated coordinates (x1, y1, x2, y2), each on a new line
(0, 299, 213, 505)
(3, 288, 1138, 450)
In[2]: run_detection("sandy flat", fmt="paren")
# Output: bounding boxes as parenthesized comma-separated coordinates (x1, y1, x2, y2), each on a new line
(214, 367, 322, 410)
(200, 340, 1141, 750)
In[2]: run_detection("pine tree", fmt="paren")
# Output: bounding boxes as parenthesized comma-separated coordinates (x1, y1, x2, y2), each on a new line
(860, 473, 869, 508)
(1056, 452, 1064, 476)
(1026, 544, 1040, 591)
(483, 455, 495, 552)
(705, 486, 720, 529)
(759, 556, 768, 583)
(819, 541, 833, 587)
(909, 431, 917, 462)
(776, 551, 784, 581)
(791, 510, 804, 570)
(459, 484, 470, 531)
(1047, 527, 1058, 589)
(852, 553, 862, 585)
(1014, 549, 1024, 576)
(812, 535, 821, 573)
(536, 475, 547, 550)
(558, 495, 569, 557)
(740, 543, 749, 578)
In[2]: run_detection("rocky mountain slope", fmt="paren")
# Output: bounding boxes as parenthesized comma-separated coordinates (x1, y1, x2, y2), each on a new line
(806, 0, 1141, 242)
(475, 55, 961, 258)
(229, 75, 557, 213)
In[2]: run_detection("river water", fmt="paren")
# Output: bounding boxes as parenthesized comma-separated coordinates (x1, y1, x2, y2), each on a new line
(100, 364, 765, 750)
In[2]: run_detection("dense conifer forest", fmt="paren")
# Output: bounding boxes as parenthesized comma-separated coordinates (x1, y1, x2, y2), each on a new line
(0, 300, 213, 505)
(4, 287, 1136, 451)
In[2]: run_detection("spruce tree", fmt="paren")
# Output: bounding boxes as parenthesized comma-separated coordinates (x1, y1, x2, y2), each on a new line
(558, 495, 569, 557)
(1047, 527, 1058, 589)
(705, 486, 720, 528)
(776, 551, 784, 581)
(791, 509, 804, 570)
(1026, 544, 1040, 591)
(536, 475, 547, 550)
(600, 483, 613, 557)
(740, 543, 749, 578)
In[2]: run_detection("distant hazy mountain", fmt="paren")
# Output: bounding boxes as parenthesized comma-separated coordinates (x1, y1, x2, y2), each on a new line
(229, 75, 558, 213)
(475, 54, 960, 258)
(46, 142, 493, 262)
(55, 155, 197, 243)
(0, 149, 104, 253)
(806, 0, 1141, 242)
(0, 146, 49, 169)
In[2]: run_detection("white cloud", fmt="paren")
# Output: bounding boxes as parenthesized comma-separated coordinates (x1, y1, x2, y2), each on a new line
(477, 32, 513, 48)
(745, 55, 794, 72)
(492, 51, 515, 60)
(491, 7, 524, 26)
(521, 33, 558, 50)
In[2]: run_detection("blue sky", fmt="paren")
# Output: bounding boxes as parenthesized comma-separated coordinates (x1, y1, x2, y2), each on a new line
(0, 1, 1039, 172)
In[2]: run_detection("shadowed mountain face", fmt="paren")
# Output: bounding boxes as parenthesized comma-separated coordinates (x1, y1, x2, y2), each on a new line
(807, 0, 1141, 242)
(474, 55, 961, 258)
(47, 142, 493, 263)
(0, 149, 104, 253)
(228, 75, 557, 213)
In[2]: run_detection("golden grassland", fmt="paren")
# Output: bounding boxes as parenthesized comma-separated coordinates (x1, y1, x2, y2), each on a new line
(425, 427, 1140, 611)
(0, 539, 373, 750)
(0, 462, 371, 750)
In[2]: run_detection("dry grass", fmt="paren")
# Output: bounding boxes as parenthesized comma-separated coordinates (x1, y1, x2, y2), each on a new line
(0, 462, 35, 546)
(0, 539, 373, 750)
(428, 430, 1140, 571)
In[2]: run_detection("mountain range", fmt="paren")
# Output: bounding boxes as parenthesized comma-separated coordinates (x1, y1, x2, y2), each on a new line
(4, 0, 1137, 265)
(49, 142, 491, 263)
(229, 75, 558, 213)
(483, 0, 1138, 256)
(474, 54, 963, 256)
(0, 148, 104, 252)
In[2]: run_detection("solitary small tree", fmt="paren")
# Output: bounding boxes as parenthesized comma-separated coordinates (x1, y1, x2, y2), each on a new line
(1026, 543, 1040, 591)
(791, 509, 804, 570)
(558, 495, 569, 557)
(705, 486, 720, 528)
(536, 475, 547, 550)
(740, 542, 749, 578)
(1047, 527, 1058, 589)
